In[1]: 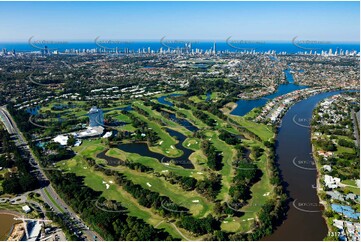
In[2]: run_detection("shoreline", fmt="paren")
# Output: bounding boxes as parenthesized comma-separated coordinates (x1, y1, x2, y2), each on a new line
(267, 91, 344, 240)
(309, 94, 360, 239)
(236, 78, 292, 101)
(258, 87, 359, 126)
(0, 211, 24, 241)
(311, 143, 333, 234)
(308, 93, 346, 236)
(7, 223, 25, 241)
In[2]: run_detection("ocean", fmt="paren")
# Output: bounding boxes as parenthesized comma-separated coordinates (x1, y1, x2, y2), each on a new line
(0, 41, 359, 54)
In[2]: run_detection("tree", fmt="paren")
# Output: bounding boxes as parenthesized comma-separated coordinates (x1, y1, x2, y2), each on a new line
(2, 176, 22, 194)
(67, 135, 76, 146)
(19, 173, 38, 191)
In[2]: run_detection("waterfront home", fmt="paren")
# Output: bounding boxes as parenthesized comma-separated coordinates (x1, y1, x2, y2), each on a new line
(333, 219, 360, 241)
(326, 191, 344, 202)
(322, 165, 332, 172)
(345, 193, 359, 202)
(331, 204, 360, 220)
(324, 175, 341, 189)
(317, 150, 334, 158)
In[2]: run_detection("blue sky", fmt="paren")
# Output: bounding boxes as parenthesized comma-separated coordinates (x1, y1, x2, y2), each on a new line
(0, 1, 359, 42)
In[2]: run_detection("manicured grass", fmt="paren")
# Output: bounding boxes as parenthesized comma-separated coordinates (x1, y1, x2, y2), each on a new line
(172, 107, 208, 129)
(72, 141, 213, 218)
(170, 100, 276, 232)
(203, 130, 236, 201)
(51, 97, 278, 237)
(152, 91, 186, 98)
(130, 111, 183, 157)
(228, 114, 274, 142)
(105, 110, 132, 123)
(119, 168, 214, 218)
(188, 150, 210, 177)
(241, 154, 273, 214)
(244, 108, 263, 119)
(132, 102, 192, 137)
(188, 96, 203, 103)
(342, 179, 357, 186)
(44, 189, 65, 213)
(182, 138, 201, 151)
(0, 203, 22, 213)
(221, 217, 241, 232)
(336, 145, 355, 154)
(106, 148, 196, 177)
(57, 156, 187, 240)
(74, 139, 204, 179)
(119, 124, 137, 132)
(40, 100, 90, 117)
(341, 186, 360, 196)
(205, 111, 234, 131)
(222, 153, 274, 233)
(0, 203, 39, 218)
(210, 92, 219, 100)
(73, 139, 108, 158)
(340, 179, 360, 195)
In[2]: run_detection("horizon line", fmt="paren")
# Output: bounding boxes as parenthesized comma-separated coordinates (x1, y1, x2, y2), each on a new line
(0, 40, 360, 44)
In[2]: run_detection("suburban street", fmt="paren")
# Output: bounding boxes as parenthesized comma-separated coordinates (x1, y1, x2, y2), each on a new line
(0, 106, 101, 241)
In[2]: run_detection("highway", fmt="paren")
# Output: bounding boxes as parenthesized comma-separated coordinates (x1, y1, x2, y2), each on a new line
(0, 106, 16, 134)
(0, 106, 102, 241)
(351, 110, 360, 147)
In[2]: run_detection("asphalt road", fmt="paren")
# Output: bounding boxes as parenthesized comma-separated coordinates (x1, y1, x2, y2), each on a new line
(0, 106, 102, 241)
(351, 109, 360, 147)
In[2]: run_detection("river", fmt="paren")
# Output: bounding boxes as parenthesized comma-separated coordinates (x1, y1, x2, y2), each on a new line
(264, 91, 348, 240)
(131, 80, 347, 239)
(231, 70, 308, 116)
(0, 213, 18, 240)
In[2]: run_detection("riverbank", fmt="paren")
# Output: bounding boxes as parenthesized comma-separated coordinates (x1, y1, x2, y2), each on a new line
(309, 92, 360, 241)
(311, 144, 332, 234)
(220, 102, 238, 114)
(231, 82, 308, 116)
(237, 85, 278, 100)
(256, 87, 357, 125)
(264, 92, 343, 240)
(0, 211, 23, 241)
(7, 223, 25, 241)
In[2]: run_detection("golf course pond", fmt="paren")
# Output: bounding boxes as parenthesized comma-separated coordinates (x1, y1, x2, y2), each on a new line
(116, 128, 195, 169)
